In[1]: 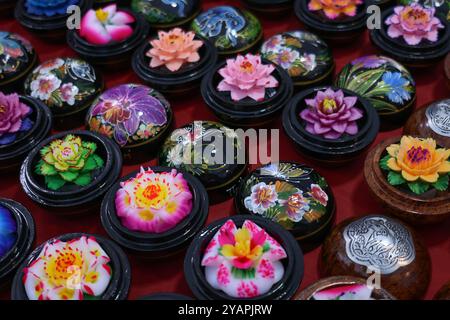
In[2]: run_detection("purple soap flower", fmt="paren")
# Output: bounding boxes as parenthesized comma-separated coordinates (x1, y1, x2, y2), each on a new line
(0, 92, 33, 145)
(300, 88, 363, 139)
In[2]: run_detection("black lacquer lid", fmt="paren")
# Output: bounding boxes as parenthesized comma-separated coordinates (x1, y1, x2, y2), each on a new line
(235, 162, 335, 250)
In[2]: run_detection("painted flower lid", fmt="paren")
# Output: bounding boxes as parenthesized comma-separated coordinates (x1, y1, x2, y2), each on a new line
(336, 55, 416, 125)
(235, 162, 335, 248)
(24, 58, 102, 117)
(86, 84, 172, 149)
(260, 31, 334, 87)
(158, 121, 247, 192)
(131, 0, 200, 28)
(191, 6, 262, 55)
(0, 31, 36, 87)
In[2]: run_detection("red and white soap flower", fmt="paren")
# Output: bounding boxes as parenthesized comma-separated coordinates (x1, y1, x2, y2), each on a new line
(201, 219, 287, 298)
(80, 4, 135, 45)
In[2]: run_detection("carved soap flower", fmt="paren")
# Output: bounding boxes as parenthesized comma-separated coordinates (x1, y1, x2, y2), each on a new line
(300, 88, 363, 139)
(308, 0, 363, 19)
(217, 54, 279, 102)
(80, 4, 135, 45)
(0, 205, 17, 258)
(35, 135, 105, 191)
(147, 28, 203, 72)
(0, 92, 33, 145)
(23, 236, 112, 300)
(386, 4, 444, 45)
(380, 136, 450, 194)
(115, 168, 193, 233)
(201, 219, 287, 298)
(25, 0, 80, 16)
(312, 284, 374, 300)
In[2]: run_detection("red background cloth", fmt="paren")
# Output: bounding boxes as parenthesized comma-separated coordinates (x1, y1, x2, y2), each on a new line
(1, 0, 449, 300)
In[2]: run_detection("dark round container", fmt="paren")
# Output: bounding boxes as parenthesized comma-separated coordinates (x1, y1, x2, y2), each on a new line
(131, 0, 201, 29)
(335, 55, 416, 130)
(235, 162, 335, 251)
(86, 84, 173, 164)
(137, 293, 193, 300)
(0, 31, 38, 94)
(184, 215, 303, 300)
(15, 0, 93, 40)
(241, 0, 293, 14)
(67, 8, 149, 68)
(260, 30, 334, 89)
(294, 0, 368, 42)
(370, 6, 450, 67)
(282, 86, 380, 166)
(201, 58, 293, 127)
(0, 0, 17, 18)
(101, 166, 209, 258)
(0, 95, 52, 173)
(0, 198, 35, 288)
(132, 33, 217, 95)
(94, 0, 131, 7)
(20, 130, 122, 216)
(320, 214, 431, 300)
(24, 57, 103, 130)
(190, 6, 263, 56)
(158, 121, 248, 202)
(11, 233, 131, 300)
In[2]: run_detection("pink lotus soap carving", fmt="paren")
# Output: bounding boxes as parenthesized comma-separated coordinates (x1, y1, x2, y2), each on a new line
(386, 4, 444, 46)
(0, 92, 32, 145)
(300, 88, 363, 139)
(312, 284, 374, 300)
(115, 167, 193, 233)
(80, 4, 135, 45)
(147, 28, 203, 72)
(201, 219, 287, 298)
(217, 54, 279, 102)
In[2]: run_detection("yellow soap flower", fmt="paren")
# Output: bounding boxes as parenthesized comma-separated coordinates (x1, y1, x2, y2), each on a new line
(386, 136, 450, 183)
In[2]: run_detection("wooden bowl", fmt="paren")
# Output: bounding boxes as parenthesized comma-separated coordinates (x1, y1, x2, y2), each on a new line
(364, 137, 450, 224)
(320, 214, 431, 300)
(434, 280, 450, 300)
(294, 276, 396, 300)
(403, 99, 450, 149)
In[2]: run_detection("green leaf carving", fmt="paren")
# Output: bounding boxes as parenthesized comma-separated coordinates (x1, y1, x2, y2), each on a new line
(45, 175, 66, 190)
(74, 173, 92, 187)
(387, 171, 406, 186)
(432, 174, 449, 192)
(408, 181, 430, 195)
(379, 155, 391, 171)
(59, 171, 79, 182)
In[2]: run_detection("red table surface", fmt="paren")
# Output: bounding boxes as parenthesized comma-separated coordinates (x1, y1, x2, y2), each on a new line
(1, 0, 449, 300)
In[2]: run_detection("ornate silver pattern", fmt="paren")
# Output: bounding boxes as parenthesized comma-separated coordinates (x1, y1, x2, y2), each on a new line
(425, 100, 450, 137)
(343, 216, 415, 275)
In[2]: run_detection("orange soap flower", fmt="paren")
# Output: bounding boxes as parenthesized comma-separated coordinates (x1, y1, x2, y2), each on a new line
(308, 0, 363, 19)
(386, 136, 450, 183)
(147, 28, 203, 72)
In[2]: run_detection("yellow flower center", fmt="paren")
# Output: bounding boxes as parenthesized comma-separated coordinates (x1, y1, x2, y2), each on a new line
(404, 7, 427, 21)
(240, 60, 254, 73)
(221, 228, 263, 263)
(135, 182, 169, 209)
(168, 34, 181, 45)
(321, 98, 338, 113)
(95, 9, 109, 23)
(45, 248, 84, 287)
(0, 105, 5, 113)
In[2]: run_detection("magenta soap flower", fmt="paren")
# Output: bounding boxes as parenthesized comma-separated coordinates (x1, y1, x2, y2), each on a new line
(0, 92, 33, 145)
(80, 4, 135, 45)
(300, 88, 363, 139)
(217, 54, 278, 102)
(115, 167, 193, 234)
(385, 4, 444, 46)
